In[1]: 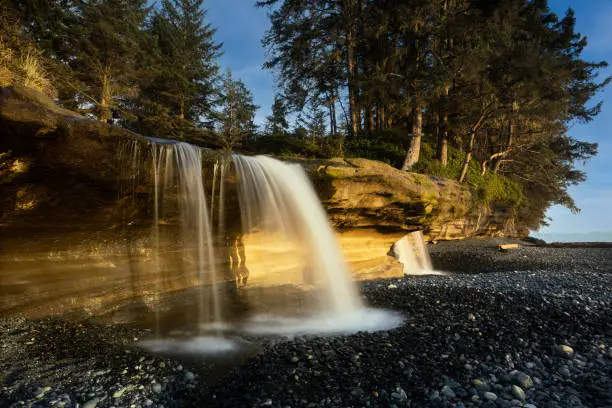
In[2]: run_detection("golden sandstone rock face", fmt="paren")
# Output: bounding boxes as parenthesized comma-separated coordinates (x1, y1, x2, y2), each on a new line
(0, 86, 519, 319)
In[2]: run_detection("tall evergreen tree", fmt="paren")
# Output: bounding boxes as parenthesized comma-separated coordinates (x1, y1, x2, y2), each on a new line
(264, 95, 289, 136)
(298, 101, 327, 145)
(216, 70, 259, 151)
(5, 0, 80, 103)
(70, 0, 150, 122)
(136, 0, 221, 139)
(258, 0, 357, 136)
(154, 0, 221, 122)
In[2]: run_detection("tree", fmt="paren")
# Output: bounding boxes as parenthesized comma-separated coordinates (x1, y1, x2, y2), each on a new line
(216, 70, 258, 151)
(133, 0, 222, 139)
(5, 0, 80, 103)
(152, 1, 220, 120)
(298, 101, 327, 145)
(263, 95, 289, 136)
(70, 0, 150, 122)
(257, 0, 359, 137)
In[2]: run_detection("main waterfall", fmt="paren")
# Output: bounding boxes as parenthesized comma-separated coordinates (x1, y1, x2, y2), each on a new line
(129, 139, 404, 348)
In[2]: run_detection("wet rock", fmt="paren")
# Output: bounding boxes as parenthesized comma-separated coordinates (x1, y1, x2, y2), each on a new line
(391, 387, 407, 401)
(512, 372, 533, 389)
(441, 385, 456, 398)
(557, 345, 574, 358)
(559, 366, 571, 377)
(511, 385, 526, 401)
(484, 392, 498, 401)
(83, 397, 101, 408)
(113, 386, 130, 398)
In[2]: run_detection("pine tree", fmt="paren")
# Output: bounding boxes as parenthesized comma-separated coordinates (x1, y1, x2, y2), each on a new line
(5, 0, 80, 103)
(216, 70, 259, 151)
(70, 0, 150, 122)
(264, 95, 289, 137)
(152, 0, 220, 122)
(298, 101, 327, 146)
(258, 0, 357, 136)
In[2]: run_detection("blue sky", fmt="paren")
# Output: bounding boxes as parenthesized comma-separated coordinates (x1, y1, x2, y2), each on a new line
(204, 0, 611, 239)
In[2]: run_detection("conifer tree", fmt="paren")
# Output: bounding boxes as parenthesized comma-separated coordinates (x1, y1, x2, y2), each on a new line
(264, 95, 289, 137)
(70, 0, 150, 122)
(135, 0, 221, 139)
(216, 70, 258, 151)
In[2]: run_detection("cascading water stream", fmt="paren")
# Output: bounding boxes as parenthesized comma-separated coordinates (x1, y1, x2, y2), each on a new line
(136, 138, 409, 349)
(173, 143, 221, 329)
(233, 155, 362, 315)
(393, 231, 438, 275)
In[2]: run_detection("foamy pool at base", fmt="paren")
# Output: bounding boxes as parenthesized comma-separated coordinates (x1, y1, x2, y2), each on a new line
(140, 336, 241, 354)
(141, 308, 405, 355)
(242, 308, 405, 338)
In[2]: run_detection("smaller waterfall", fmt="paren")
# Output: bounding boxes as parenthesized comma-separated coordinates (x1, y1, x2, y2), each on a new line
(393, 231, 434, 275)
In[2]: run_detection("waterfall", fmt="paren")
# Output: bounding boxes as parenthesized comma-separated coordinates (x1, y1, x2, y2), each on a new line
(393, 231, 435, 275)
(133, 138, 406, 345)
(144, 142, 222, 331)
(233, 155, 362, 314)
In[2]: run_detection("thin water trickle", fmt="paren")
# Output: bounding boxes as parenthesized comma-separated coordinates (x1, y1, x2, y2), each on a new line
(173, 143, 221, 330)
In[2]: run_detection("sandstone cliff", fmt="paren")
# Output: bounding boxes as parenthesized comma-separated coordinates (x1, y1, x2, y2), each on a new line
(0, 86, 519, 317)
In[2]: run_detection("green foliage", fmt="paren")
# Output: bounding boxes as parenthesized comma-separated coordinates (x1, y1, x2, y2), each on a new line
(263, 95, 290, 137)
(345, 129, 411, 167)
(68, 0, 151, 121)
(136, 0, 221, 136)
(215, 70, 259, 151)
(1, 0, 607, 232)
(258, 0, 607, 229)
(414, 143, 523, 207)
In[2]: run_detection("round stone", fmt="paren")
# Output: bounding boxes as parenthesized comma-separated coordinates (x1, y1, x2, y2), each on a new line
(484, 392, 498, 401)
(511, 385, 526, 401)
(441, 385, 456, 398)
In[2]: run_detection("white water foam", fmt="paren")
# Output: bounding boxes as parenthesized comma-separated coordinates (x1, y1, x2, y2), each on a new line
(242, 308, 405, 338)
(141, 336, 238, 354)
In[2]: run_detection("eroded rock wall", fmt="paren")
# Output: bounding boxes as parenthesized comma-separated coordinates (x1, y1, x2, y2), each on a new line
(1, 86, 519, 317)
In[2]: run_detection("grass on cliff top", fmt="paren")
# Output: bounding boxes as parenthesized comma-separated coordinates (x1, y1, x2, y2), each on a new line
(345, 130, 523, 208)
(0, 40, 55, 98)
(413, 143, 523, 207)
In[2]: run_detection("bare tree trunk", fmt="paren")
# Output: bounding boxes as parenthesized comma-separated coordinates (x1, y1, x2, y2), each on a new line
(332, 102, 337, 135)
(493, 114, 514, 173)
(459, 100, 497, 183)
(347, 20, 358, 137)
(355, 103, 362, 134)
(179, 94, 185, 120)
(329, 98, 336, 136)
(380, 106, 385, 130)
(458, 129, 476, 183)
(402, 104, 423, 171)
(366, 106, 374, 133)
(99, 70, 111, 123)
(437, 86, 450, 166)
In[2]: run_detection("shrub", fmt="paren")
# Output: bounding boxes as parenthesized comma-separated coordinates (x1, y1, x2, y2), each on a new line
(345, 129, 410, 167)
(413, 142, 523, 207)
